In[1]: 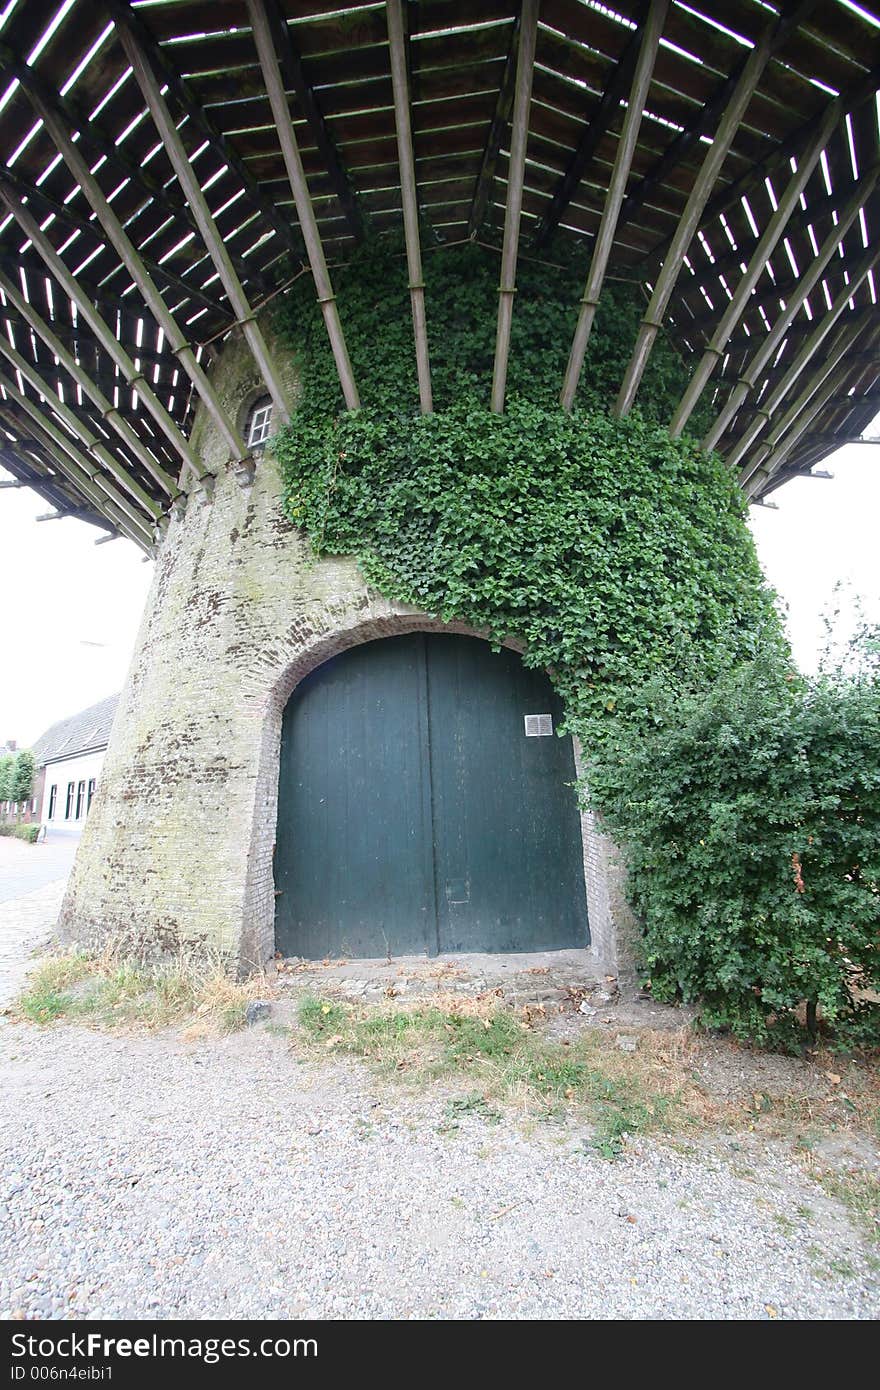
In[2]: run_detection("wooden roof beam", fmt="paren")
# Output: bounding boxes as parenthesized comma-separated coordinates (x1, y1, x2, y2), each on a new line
(0, 165, 224, 320)
(0, 44, 269, 299)
(0, 395, 153, 551)
(0, 185, 204, 487)
(560, 0, 668, 413)
(114, 10, 293, 426)
(533, 0, 649, 251)
(669, 62, 880, 275)
(625, 0, 819, 241)
(615, 5, 789, 418)
(743, 323, 877, 498)
(12, 87, 251, 467)
(260, 0, 364, 244)
(669, 78, 877, 438)
(0, 332, 163, 522)
(490, 0, 539, 415)
(0, 270, 177, 494)
(105, 0, 301, 262)
(386, 0, 431, 414)
(468, 11, 521, 239)
(247, 0, 359, 412)
(702, 166, 880, 452)
(724, 254, 879, 474)
(737, 317, 871, 488)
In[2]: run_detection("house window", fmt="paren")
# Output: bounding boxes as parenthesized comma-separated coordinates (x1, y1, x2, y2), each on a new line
(246, 397, 273, 449)
(75, 781, 86, 819)
(65, 783, 75, 819)
(87, 778, 97, 813)
(48, 785, 57, 820)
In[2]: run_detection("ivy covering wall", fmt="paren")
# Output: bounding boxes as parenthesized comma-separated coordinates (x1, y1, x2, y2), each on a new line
(273, 239, 878, 1049)
(275, 239, 779, 727)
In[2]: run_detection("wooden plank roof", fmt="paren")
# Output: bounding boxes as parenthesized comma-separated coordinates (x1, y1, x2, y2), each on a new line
(0, 0, 877, 549)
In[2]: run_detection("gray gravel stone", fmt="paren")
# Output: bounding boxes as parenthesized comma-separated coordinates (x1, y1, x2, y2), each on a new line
(1, 1017, 878, 1320)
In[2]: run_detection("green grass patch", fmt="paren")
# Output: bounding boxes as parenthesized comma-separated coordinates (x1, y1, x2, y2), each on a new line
(297, 992, 683, 1157)
(14, 951, 267, 1035)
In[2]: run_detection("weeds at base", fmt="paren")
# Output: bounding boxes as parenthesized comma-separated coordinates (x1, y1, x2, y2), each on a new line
(12, 949, 269, 1036)
(295, 990, 695, 1159)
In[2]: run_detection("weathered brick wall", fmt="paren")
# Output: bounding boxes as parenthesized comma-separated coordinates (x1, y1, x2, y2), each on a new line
(59, 318, 633, 977)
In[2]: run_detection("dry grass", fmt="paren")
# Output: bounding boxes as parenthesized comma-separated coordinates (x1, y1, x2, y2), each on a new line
(11, 947, 270, 1036)
(295, 989, 714, 1156)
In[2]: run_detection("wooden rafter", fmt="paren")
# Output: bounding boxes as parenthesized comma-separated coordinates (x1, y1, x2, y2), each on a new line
(0, 44, 270, 299)
(104, 0, 301, 263)
(533, 0, 649, 251)
(0, 185, 205, 485)
(490, 0, 539, 415)
(702, 168, 880, 452)
(560, 0, 668, 413)
(614, 13, 783, 416)
(0, 331, 162, 521)
(468, 11, 521, 239)
(386, 0, 432, 414)
(0, 391, 154, 550)
(11, 82, 251, 465)
(742, 321, 877, 498)
(669, 77, 878, 438)
(260, 0, 364, 243)
(729, 286, 878, 477)
(113, 3, 293, 425)
(247, 0, 359, 411)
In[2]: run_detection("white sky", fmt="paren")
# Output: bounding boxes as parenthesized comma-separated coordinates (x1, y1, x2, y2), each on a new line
(0, 443, 878, 747)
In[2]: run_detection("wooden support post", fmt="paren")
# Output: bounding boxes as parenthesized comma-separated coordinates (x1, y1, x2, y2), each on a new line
(491, 0, 538, 415)
(0, 268, 177, 498)
(560, 0, 668, 413)
(0, 186, 205, 486)
(615, 12, 778, 418)
(386, 0, 432, 414)
(0, 334, 162, 523)
(115, 14, 293, 424)
(702, 176, 880, 452)
(669, 85, 872, 438)
(247, 0, 359, 411)
(726, 254, 879, 475)
(10, 86, 251, 464)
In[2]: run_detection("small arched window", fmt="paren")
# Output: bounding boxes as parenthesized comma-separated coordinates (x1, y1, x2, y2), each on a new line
(246, 395, 274, 450)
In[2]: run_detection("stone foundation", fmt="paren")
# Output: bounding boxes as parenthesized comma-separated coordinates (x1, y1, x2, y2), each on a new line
(59, 325, 636, 977)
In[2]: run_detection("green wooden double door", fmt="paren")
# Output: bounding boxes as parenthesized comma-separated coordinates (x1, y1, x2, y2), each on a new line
(275, 633, 589, 959)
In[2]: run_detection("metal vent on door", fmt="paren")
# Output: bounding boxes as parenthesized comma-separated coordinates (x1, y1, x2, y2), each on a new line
(524, 713, 553, 737)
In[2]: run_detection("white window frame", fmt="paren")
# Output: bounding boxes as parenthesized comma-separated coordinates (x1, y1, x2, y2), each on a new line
(247, 399, 274, 449)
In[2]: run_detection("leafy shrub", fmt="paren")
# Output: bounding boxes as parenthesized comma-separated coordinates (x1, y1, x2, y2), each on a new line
(587, 637, 880, 1049)
(0, 823, 40, 843)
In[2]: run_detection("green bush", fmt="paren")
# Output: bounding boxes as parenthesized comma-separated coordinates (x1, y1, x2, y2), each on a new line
(0, 823, 40, 844)
(587, 637, 880, 1050)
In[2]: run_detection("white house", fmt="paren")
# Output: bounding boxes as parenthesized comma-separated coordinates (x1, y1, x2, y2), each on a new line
(33, 694, 119, 833)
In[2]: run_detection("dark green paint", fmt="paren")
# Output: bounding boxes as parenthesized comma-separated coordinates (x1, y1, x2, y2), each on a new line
(275, 633, 589, 959)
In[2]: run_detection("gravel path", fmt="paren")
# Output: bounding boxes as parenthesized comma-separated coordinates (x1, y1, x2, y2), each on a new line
(1, 1015, 877, 1320)
(1, 886, 877, 1321)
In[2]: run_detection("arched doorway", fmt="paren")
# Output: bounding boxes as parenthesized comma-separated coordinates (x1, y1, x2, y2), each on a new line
(275, 632, 589, 958)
